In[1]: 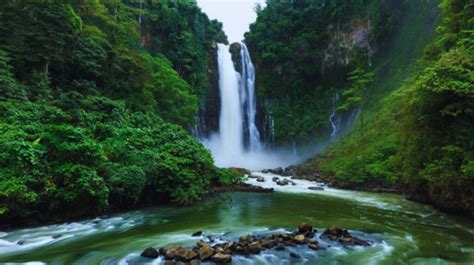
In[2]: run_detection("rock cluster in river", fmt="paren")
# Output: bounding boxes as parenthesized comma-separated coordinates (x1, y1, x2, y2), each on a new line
(140, 223, 371, 263)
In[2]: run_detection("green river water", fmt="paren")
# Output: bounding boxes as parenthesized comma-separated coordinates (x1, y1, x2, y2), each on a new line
(0, 173, 473, 264)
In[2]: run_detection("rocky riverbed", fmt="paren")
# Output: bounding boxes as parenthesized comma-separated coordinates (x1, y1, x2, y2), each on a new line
(140, 223, 371, 264)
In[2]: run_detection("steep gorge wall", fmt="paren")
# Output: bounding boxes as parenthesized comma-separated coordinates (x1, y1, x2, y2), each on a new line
(244, 0, 430, 150)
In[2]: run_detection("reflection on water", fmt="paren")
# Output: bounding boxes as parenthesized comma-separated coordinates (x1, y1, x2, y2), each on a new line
(0, 174, 473, 264)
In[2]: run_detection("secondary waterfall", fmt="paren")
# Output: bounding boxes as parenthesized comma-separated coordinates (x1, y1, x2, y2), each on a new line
(240, 43, 261, 152)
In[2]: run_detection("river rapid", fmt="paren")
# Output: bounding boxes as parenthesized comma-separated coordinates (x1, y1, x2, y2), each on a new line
(1, 172, 473, 264)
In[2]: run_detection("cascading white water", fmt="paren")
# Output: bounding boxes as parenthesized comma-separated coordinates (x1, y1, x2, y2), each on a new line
(216, 43, 244, 161)
(203, 43, 298, 169)
(240, 43, 261, 151)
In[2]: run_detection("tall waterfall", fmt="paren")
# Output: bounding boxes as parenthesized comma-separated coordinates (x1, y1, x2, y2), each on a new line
(202, 42, 299, 169)
(216, 43, 244, 160)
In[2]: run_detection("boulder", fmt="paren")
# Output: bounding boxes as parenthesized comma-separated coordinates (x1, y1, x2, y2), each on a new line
(192, 230, 203, 237)
(308, 186, 324, 191)
(224, 241, 235, 251)
(261, 239, 278, 249)
(261, 169, 270, 173)
(298, 223, 313, 234)
(309, 243, 320, 250)
(164, 246, 179, 260)
(247, 241, 262, 254)
(239, 234, 252, 245)
(352, 238, 371, 246)
(293, 234, 305, 244)
(289, 252, 301, 259)
(276, 179, 289, 186)
(198, 244, 214, 260)
(275, 243, 286, 251)
(175, 248, 192, 261)
(256, 176, 265, 182)
(141, 247, 159, 259)
(235, 245, 247, 254)
(211, 253, 232, 263)
(270, 167, 284, 174)
(272, 177, 279, 182)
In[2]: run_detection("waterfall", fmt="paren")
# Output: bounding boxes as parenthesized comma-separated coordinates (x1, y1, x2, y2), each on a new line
(240, 43, 261, 151)
(216, 43, 244, 161)
(202, 43, 297, 169)
(329, 92, 341, 139)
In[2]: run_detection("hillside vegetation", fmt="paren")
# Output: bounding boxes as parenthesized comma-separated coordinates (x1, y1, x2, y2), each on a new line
(0, 1, 238, 226)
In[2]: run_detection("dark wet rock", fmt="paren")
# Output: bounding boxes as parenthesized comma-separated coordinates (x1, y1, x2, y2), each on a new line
(144, 223, 371, 263)
(261, 238, 278, 249)
(270, 167, 284, 174)
(261, 169, 270, 173)
(247, 241, 262, 254)
(256, 176, 265, 182)
(308, 186, 324, 191)
(239, 234, 252, 246)
(352, 237, 371, 246)
(164, 260, 174, 265)
(298, 223, 313, 234)
(275, 243, 286, 251)
(272, 177, 279, 182)
(52, 234, 62, 239)
(211, 253, 232, 263)
(17, 240, 25, 245)
(192, 230, 203, 237)
(224, 241, 235, 251)
(235, 245, 247, 254)
(289, 180, 296, 186)
(276, 179, 289, 186)
(228, 167, 250, 175)
(282, 165, 296, 176)
(290, 252, 301, 259)
(141, 247, 159, 259)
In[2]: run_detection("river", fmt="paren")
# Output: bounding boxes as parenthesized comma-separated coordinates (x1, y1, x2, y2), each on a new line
(0, 172, 473, 264)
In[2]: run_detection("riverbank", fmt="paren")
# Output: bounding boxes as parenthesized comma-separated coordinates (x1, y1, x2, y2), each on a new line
(290, 164, 474, 219)
(0, 181, 271, 231)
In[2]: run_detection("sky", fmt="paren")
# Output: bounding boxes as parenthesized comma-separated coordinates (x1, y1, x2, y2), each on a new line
(197, 0, 266, 43)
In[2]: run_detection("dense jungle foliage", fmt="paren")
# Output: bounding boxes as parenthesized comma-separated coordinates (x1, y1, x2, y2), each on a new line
(275, 0, 473, 216)
(0, 1, 238, 226)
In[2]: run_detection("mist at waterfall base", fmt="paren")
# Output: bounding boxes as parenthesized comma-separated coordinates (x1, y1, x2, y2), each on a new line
(201, 43, 351, 170)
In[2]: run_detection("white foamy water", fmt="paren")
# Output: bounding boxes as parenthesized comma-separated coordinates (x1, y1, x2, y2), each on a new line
(245, 172, 406, 211)
(0, 214, 145, 254)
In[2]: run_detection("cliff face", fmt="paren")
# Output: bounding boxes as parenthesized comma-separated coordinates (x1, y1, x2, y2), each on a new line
(196, 43, 220, 138)
(244, 0, 439, 149)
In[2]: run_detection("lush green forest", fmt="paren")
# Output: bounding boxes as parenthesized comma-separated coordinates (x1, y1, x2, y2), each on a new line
(0, 0, 472, 227)
(0, 1, 239, 226)
(246, 0, 472, 216)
